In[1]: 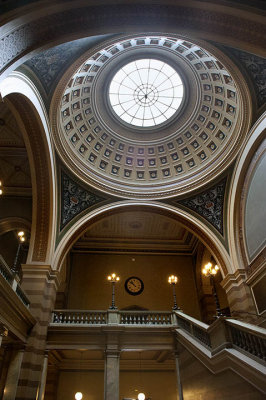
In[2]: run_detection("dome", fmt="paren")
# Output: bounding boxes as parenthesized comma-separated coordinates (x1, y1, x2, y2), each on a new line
(51, 34, 251, 199)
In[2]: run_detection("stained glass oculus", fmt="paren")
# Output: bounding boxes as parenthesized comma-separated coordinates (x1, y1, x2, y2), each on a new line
(108, 59, 184, 127)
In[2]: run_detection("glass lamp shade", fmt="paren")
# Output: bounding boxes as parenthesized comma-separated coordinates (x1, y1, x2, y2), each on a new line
(138, 393, 145, 400)
(75, 392, 83, 400)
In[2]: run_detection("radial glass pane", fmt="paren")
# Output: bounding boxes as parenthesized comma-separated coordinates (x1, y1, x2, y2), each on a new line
(109, 58, 184, 127)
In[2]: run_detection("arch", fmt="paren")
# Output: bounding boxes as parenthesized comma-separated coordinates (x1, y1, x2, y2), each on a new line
(0, 73, 57, 264)
(228, 111, 266, 273)
(0, 217, 31, 236)
(53, 201, 232, 277)
(0, 1, 265, 80)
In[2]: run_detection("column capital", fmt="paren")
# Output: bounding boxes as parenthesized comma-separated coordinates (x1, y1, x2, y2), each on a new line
(221, 269, 247, 292)
(21, 264, 61, 289)
(105, 344, 121, 358)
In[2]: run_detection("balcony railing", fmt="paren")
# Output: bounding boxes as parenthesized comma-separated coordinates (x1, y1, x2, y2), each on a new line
(52, 310, 173, 326)
(176, 312, 211, 348)
(0, 255, 30, 307)
(50, 309, 266, 362)
(226, 319, 266, 362)
(175, 311, 266, 362)
(53, 310, 107, 325)
(120, 311, 172, 325)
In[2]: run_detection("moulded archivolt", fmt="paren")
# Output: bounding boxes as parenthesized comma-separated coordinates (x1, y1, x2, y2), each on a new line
(50, 34, 252, 199)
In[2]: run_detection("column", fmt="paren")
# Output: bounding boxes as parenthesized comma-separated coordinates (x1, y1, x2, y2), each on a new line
(174, 351, 183, 400)
(221, 270, 258, 323)
(37, 351, 49, 400)
(15, 265, 59, 400)
(2, 346, 24, 400)
(104, 346, 120, 400)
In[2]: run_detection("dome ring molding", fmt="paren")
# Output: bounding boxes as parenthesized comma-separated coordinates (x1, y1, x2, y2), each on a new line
(51, 33, 252, 200)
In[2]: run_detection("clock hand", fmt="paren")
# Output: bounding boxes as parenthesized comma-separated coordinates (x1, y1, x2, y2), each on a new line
(130, 280, 136, 287)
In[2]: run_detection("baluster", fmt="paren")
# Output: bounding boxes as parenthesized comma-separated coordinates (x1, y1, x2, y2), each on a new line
(242, 331, 248, 351)
(246, 333, 253, 354)
(93, 314, 97, 324)
(258, 337, 266, 361)
(235, 329, 242, 347)
(67, 314, 71, 324)
(253, 336, 262, 359)
(98, 314, 101, 324)
(84, 313, 88, 324)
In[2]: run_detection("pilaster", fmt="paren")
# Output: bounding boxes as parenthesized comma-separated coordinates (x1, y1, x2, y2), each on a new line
(15, 265, 59, 400)
(104, 332, 121, 400)
(3, 345, 25, 400)
(221, 269, 258, 323)
(174, 350, 183, 400)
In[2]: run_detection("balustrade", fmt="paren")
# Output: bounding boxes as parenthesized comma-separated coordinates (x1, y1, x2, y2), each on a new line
(227, 320, 266, 362)
(0, 255, 13, 284)
(50, 309, 266, 363)
(52, 310, 107, 325)
(0, 254, 30, 307)
(52, 310, 173, 326)
(176, 312, 211, 348)
(119, 311, 172, 325)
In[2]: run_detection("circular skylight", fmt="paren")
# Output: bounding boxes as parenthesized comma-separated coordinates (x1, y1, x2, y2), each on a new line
(108, 59, 184, 127)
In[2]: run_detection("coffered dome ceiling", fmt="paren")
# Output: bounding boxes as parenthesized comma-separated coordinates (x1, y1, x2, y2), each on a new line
(51, 34, 252, 199)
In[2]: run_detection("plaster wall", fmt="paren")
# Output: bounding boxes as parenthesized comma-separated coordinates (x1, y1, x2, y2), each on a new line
(0, 197, 31, 222)
(180, 347, 265, 400)
(57, 371, 104, 400)
(67, 253, 201, 318)
(56, 370, 177, 400)
(120, 370, 177, 400)
(0, 231, 19, 267)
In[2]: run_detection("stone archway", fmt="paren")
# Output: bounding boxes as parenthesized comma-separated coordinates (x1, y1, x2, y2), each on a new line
(0, 74, 56, 265)
(226, 111, 266, 323)
(53, 201, 232, 277)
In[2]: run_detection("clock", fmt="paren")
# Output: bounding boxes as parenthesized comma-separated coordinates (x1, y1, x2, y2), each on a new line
(125, 276, 144, 296)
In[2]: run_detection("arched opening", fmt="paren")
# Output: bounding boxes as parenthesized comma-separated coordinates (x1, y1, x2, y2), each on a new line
(0, 74, 57, 266)
(54, 204, 230, 322)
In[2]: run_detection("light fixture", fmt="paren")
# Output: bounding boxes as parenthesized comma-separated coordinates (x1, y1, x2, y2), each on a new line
(0, 180, 3, 195)
(18, 231, 25, 242)
(12, 231, 26, 275)
(168, 275, 180, 310)
(107, 273, 120, 309)
(202, 258, 223, 317)
(138, 393, 145, 400)
(75, 392, 83, 400)
(202, 261, 219, 276)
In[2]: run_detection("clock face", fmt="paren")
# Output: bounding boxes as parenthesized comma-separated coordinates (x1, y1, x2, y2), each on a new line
(125, 276, 144, 296)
